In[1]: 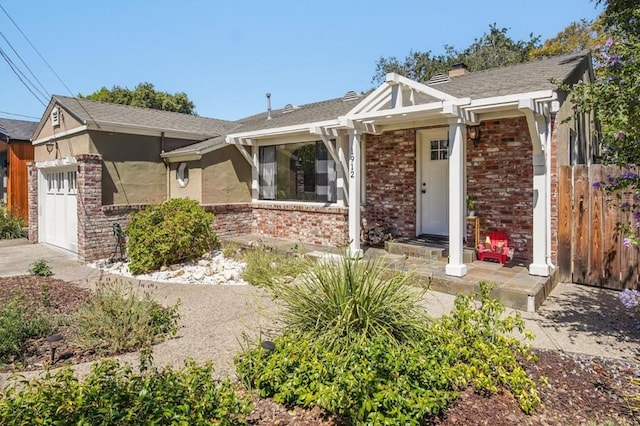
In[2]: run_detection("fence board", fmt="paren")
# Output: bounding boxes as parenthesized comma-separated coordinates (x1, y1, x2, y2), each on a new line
(602, 166, 621, 288)
(557, 166, 573, 282)
(587, 166, 604, 286)
(572, 165, 590, 284)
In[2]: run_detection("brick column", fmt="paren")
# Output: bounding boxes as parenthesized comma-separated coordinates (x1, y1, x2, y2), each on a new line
(27, 162, 38, 243)
(76, 154, 104, 261)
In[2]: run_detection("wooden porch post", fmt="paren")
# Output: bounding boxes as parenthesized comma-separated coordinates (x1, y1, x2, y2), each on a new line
(446, 117, 467, 277)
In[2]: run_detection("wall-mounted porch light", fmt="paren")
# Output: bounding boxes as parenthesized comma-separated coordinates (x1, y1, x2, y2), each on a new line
(467, 125, 481, 148)
(46, 142, 55, 154)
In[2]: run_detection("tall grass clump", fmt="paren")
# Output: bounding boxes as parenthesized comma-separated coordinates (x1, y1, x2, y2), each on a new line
(0, 207, 25, 239)
(240, 245, 311, 288)
(0, 298, 53, 364)
(74, 281, 179, 354)
(274, 254, 430, 346)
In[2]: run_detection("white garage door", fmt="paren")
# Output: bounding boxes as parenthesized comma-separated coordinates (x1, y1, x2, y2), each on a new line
(39, 167, 78, 252)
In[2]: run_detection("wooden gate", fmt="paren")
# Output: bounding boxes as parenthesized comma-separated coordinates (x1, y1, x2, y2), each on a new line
(558, 164, 639, 289)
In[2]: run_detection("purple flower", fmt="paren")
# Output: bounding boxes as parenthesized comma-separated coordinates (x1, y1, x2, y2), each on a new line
(621, 201, 631, 209)
(621, 170, 637, 179)
(605, 38, 614, 48)
(635, 222, 640, 228)
(633, 211, 640, 219)
(623, 237, 632, 248)
(617, 131, 627, 141)
(592, 181, 602, 189)
(634, 194, 640, 203)
(620, 289, 640, 310)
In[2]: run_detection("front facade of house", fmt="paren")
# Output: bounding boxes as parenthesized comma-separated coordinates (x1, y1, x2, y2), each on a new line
(27, 52, 596, 280)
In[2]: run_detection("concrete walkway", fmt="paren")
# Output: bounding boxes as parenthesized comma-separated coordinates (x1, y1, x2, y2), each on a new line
(0, 239, 637, 386)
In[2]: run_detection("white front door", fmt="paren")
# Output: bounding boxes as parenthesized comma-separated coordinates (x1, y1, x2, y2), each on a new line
(418, 130, 449, 235)
(39, 167, 78, 252)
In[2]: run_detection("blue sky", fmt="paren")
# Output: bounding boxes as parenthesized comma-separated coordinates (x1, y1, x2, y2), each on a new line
(1, 0, 602, 123)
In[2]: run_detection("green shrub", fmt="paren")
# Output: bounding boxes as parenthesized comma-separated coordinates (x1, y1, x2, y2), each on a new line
(236, 282, 540, 423)
(126, 198, 217, 274)
(273, 254, 429, 347)
(74, 281, 180, 354)
(0, 298, 53, 364)
(0, 207, 25, 239)
(28, 259, 53, 277)
(0, 359, 251, 425)
(240, 245, 311, 288)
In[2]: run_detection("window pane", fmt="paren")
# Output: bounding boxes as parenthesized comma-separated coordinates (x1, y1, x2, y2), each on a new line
(259, 141, 336, 202)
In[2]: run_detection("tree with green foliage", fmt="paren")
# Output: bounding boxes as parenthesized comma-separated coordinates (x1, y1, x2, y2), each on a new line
(569, 0, 640, 248)
(528, 19, 598, 60)
(79, 82, 196, 115)
(372, 24, 540, 84)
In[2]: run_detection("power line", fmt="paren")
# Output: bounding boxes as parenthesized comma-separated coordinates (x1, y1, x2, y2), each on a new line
(0, 46, 46, 106)
(0, 42, 49, 102)
(0, 30, 50, 97)
(0, 110, 40, 119)
(0, 4, 73, 97)
(0, 4, 100, 128)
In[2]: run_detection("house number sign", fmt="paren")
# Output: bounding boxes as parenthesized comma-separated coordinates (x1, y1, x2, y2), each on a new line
(349, 152, 355, 178)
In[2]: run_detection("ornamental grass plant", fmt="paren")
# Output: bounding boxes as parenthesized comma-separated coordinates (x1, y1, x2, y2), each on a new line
(272, 254, 430, 348)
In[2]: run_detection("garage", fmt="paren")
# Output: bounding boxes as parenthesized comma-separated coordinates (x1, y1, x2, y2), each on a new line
(38, 165, 78, 252)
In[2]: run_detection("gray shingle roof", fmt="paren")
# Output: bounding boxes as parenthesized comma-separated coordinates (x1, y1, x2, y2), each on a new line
(0, 118, 38, 141)
(53, 95, 238, 137)
(432, 51, 590, 99)
(163, 52, 589, 157)
(231, 95, 365, 133)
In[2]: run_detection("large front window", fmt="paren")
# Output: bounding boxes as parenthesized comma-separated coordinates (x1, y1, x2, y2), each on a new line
(259, 141, 336, 202)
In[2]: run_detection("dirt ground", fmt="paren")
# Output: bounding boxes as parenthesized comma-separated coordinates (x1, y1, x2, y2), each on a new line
(1, 275, 638, 425)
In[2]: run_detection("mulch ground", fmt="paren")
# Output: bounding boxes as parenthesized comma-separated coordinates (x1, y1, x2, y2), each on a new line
(1, 275, 638, 425)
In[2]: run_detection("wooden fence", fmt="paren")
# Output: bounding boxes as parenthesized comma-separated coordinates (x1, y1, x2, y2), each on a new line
(558, 164, 639, 289)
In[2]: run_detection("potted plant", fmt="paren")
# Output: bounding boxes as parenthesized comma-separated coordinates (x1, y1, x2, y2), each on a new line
(466, 193, 476, 217)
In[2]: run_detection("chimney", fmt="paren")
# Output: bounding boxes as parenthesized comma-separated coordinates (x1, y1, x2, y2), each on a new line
(266, 93, 272, 120)
(448, 63, 470, 78)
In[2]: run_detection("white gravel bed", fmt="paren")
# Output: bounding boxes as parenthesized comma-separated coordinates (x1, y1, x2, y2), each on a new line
(88, 251, 248, 285)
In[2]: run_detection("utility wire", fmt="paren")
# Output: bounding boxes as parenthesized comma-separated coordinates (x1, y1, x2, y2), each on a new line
(0, 110, 40, 119)
(0, 46, 46, 106)
(0, 4, 100, 128)
(0, 42, 49, 102)
(0, 30, 50, 97)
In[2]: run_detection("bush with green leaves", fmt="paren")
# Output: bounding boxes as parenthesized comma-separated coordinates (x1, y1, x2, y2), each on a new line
(240, 244, 311, 288)
(28, 259, 53, 277)
(74, 281, 180, 354)
(126, 198, 217, 274)
(236, 282, 540, 423)
(0, 298, 53, 364)
(273, 254, 430, 347)
(0, 359, 250, 425)
(0, 207, 25, 240)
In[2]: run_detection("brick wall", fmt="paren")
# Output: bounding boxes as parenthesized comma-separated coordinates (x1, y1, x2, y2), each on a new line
(467, 117, 534, 261)
(252, 203, 348, 246)
(364, 129, 417, 238)
(203, 203, 252, 237)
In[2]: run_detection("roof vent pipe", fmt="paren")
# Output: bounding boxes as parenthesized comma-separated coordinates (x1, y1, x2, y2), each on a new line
(266, 93, 272, 120)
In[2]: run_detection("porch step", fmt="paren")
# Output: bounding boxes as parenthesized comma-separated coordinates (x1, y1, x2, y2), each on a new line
(384, 241, 476, 263)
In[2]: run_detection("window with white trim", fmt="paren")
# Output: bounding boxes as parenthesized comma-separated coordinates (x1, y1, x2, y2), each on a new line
(259, 141, 336, 202)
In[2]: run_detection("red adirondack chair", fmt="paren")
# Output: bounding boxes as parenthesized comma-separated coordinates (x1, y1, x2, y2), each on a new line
(477, 231, 512, 265)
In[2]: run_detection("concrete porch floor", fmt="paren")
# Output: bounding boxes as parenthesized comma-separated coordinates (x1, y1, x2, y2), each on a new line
(223, 234, 557, 313)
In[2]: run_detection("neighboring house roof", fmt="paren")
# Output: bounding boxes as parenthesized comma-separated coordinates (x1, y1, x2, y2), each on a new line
(432, 51, 590, 99)
(0, 118, 38, 141)
(34, 95, 239, 142)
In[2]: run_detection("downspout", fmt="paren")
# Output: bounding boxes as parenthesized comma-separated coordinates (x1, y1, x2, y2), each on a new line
(161, 132, 170, 201)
